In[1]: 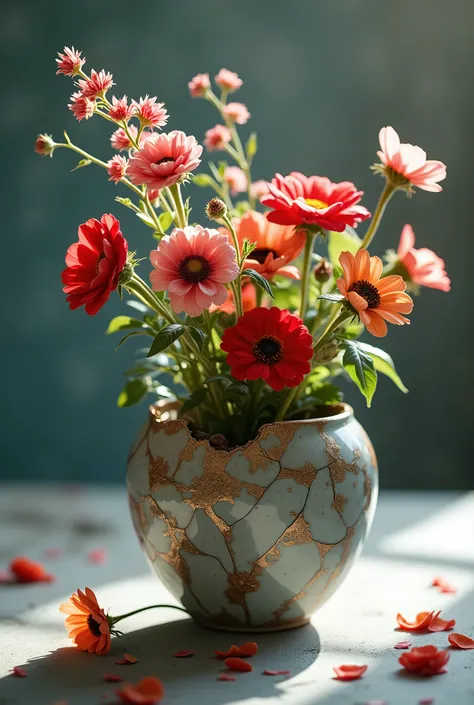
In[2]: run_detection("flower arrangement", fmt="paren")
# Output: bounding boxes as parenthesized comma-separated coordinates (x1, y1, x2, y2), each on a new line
(36, 47, 449, 447)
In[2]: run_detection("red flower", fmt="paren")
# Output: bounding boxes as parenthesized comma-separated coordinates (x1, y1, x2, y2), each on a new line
(261, 172, 371, 232)
(398, 645, 449, 676)
(61, 214, 128, 315)
(221, 307, 313, 391)
(77, 69, 114, 99)
(10, 556, 54, 583)
(56, 47, 85, 76)
(108, 96, 133, 122)
(68, 91, 95, 122)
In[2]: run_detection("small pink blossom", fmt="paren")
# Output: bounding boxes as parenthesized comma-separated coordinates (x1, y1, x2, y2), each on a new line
(107, 155, 128, 184)
(110, 126, 139, 151)
(188, 73, 210, 98)
(377, 126, 446, 192)
(250, 180, 269, 199)
(224, 166, 247, 195)
(394, 641, 412, 649)
(35, 134, 55, 157)
(204, 125, 232, 151)
(223, 102, 250, 125)
(132, 95, 168, 128)
(150, 225, 239, 317)
(128, 130, 202, 190)
(68, 91, 95, 121)
(397, 224, 450, 291)
(77, 69, 114, 99)
(56, 47, 85, 76)
(108, 96, 133, 122)
(215, 69, 242, 93)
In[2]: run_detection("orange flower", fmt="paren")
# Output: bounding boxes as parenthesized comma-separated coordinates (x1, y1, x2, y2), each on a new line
(223, 210, 305, 280)
(59, 587, 111, 655)
(398, 645, 449, 676)
(212, 283, 256, 315)
(337, 249, 413, 337)
(117, 676, 164, 704)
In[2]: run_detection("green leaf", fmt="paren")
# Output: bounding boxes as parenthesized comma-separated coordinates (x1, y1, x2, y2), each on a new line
(244, 268, 274, 298)
(246, 132, 258, 161)
(126, 300, 149, 314)
(318, 293, 345, 303)
(193, 173, 218, 188)
(115, 331, 152, 351)
(205, 374, 233, 388)
(223, 382, 251, 404)
(106, 316, 148, 335)
(158, 211, 173, 232)
(242, 238, 257, 258)
(355, 341, 408, 393)
(188, 326, 205, 351)
(146, 324, 186, 357)
(117, 379, 148, 408)
(180, 388, 208, 414)
(71, 158, 91, 172)
(136, 211, 156, 229)
(328, 227, 361, 271)
(342, 340, 377, 407)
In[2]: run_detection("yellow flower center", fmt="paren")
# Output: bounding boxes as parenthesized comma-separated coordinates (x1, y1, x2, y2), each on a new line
(186, 258, 204, 273)
(305, 198, 329, 210)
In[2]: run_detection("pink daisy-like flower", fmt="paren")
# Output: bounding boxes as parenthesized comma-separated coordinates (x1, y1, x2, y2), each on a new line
(224, 167, 247, 196)
(108, 96, 133, 122)
(132, 96, 168, 129)
(250, 180, 269, 200)
(107, 155, 128, 184)
(204, 125, 232, 152)
(110, 126, 139, 151)
(77, 69, 114, 99)
(261, 172, 371, 232)
(397, 224, 450, 292)
(68, 92, 95, 122)
(188, 73, 210, 98)
(128, 130, 203, 191)
(215, 69, 242, 93)
(223, 103, 250, 125)
(376, 126, 447, 192)
(150, 225, 239, 317)
(56, 46, 85, 76)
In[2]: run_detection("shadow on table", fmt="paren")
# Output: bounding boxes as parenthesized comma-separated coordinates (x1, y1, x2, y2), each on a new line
(0, 617, 320, 705)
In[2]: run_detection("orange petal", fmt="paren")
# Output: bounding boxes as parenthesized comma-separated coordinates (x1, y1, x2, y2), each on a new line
(333, 664, 368, 681)
(12, 666, 28, 678)
(263, 669, 291, 676)
(448, 632, 474, 649)
(396, 611, 436, 632)
(428, 615, 455, 632)
(225, 657, 253, 672)
(173, 650, 194, 658)
(239, 642, 258, 657)
(117, 676, 164, 704)
(217, 674, 236, 681)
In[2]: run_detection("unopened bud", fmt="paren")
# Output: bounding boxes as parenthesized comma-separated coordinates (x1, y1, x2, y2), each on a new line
(119, 261, 135, 286)
(35, 133, 56, 158)
(205, 197, 227, 221)
(314, 258, 333, 283)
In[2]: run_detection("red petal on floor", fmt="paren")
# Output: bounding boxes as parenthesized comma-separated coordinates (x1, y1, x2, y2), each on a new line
(12, 667, 28, 677)
(394, 641, 412, 649)
(432, 577, 456, 593)
(217, 674, 236, 681)
(448, 632, 474, 649)
(428, 615, 455, 632)
(263, 669, 291, 676)
(239, 641, 258, 656)
(225, 657, 253, 672)
(419, 699, 435, 704)
(216, 642, 258, 659)
(9, 557, 54, 584)
(396, 611, 437, 632)
(116, 676, 164, 704)
(87, 549, 107, 565)
(115, 653, 138, 665)
(104, 674, 124, 682)
(333, 664, 368, 681)
(173, 650, 194, 658)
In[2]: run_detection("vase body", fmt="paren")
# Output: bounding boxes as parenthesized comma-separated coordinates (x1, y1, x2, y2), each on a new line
(127, 403, 378, 632)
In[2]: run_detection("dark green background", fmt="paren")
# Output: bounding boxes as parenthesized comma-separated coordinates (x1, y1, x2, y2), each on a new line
(2, 0, 471, 488)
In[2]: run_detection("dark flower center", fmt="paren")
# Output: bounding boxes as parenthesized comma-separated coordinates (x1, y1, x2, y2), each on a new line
(87, 613, 102, 637)
(179, 255, 211, 283)
(348, 279, 381, 308)
(251, 248, 278, 265)
(253, 336, 283, 365)
(155, 156, 174, 166)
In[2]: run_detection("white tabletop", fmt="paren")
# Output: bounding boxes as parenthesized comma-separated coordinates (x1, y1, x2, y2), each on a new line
(0, 485, 473, 705)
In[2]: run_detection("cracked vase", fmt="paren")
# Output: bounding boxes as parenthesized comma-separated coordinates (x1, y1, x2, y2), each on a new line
(127, 402, 378, 632)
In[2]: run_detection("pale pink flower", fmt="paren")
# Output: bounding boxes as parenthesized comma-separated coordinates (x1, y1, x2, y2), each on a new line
(215, 69, 242, 93)
(224, 166, 247, 195)
(150, 225, 239, 317)
(397, 224, 450, 292)
(110, 126, 139, 151)
(127, 130, 202, 190)
(107, 155, 128, 184)
(77, 69, 114, 99)
(377, 126, 447, 192)
(56, 47, 85, 76)
(188, 73, 210, 98)
(68, 92, 95, 121)
(250, 180, 269, 199)
(204, 125, 232, 151)
(223, 102, 250, 125)
(132, 95, 168, 128)
(108, 95, 133, 122)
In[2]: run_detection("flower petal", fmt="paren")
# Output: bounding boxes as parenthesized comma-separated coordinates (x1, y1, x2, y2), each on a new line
(333, 664, 368, 681)
(448, 632, 474, 649)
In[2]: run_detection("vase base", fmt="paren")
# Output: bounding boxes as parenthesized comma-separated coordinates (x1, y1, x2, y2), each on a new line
(193, 616, 311, 634)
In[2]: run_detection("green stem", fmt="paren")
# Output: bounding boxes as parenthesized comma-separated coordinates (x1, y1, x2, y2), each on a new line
(169, 183, 187, 228)
(299, 232, 317, 320)
(360, 181, 395, 250)
(112, 604, 189, 625)
(222, 215, 243, 317)
(313, 309, 352, 353)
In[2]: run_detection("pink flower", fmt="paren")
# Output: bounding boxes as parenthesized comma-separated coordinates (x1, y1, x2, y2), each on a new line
(56, 47, 85, 76)
(108, 96, 133, 122)
(150, 225, 239, 317)
(223, 103, 250, 125)
(224, 167, 247, 195)
(35, 134, 55, 157)
(77, 69, 114, 99)
(147, 188, 160, 204)
(397, 224, 450, 292)
(110, 126, 138, 151)
(68, 92, 95, 122)
(215, 69, 242, 93)
(377, 126, 447, 192)
(261, 172, 371, 231)
(132, 96, 168, 128)
(204, 125, 232, 151)
(107, 155, 128, 184)
(127, 130, 202, 190)
(188, 73, 210, 98)
(250, 180, 269, 199)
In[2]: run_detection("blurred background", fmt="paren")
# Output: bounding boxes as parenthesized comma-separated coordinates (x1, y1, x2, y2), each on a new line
(1, 0, 471, 488)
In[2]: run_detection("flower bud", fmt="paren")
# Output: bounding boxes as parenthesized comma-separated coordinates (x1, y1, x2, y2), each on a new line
(206, 197, 227, 221)
(313, 338, 339, 364)
(35, 134, 56, 158)
(314, 258, 333, 283)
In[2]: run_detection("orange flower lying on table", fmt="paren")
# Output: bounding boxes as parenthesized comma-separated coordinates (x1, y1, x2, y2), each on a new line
(60, 587, 112, 655)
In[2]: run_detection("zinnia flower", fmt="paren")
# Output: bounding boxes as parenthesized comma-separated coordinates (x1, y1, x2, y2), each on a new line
(397, 224, 450, 292)
(222, 210, 305, 280)
(398, 645, 449, 676)
(261, 172, 371, 232)
(221, 307, 313, 391)
(68, 91, 95, 121)
(108, 95, 133, 122)
(337, 249, 413, 337)
(107, 155, 128, 184)
(204, 125, 232, 151)
(132, 96, 168, 128)
(376, 126, 446, 192)
(188, 73, 210, 98)
(224, 166, 247, 195)
(128, 130, 202, 190)
(60, 587, 111, 655)
(150, 225, 239, 317)
(62, 214, 128, 315)
(77, 69, 114, 99)
(56, 46, 85, 76)
(215, 69, 243, 93)
(223, 102, 250, 125)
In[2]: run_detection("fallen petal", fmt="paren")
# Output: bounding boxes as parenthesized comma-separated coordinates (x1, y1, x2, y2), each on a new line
(12, 666, 28, 677)
(394, 641, 412, 649)
(104, 674, 124, 682)
(263, 669, 291, 676)
(333, 664, 368, 681)
(173, 650, 194, 658)
(428, 615, 455, 632)
(115, 653, 138, 665)
(217, 674, 236, 681)
(448, 632, 474, 649)
(225, 657, 253, 672)
(215, 641, 258, 659)
(88, 549, 107, 565)
(419, 699, 435, 704)
(116, 676, 164, 704)
(397, 611, 436, 632)
(432, 577, 456, 594)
